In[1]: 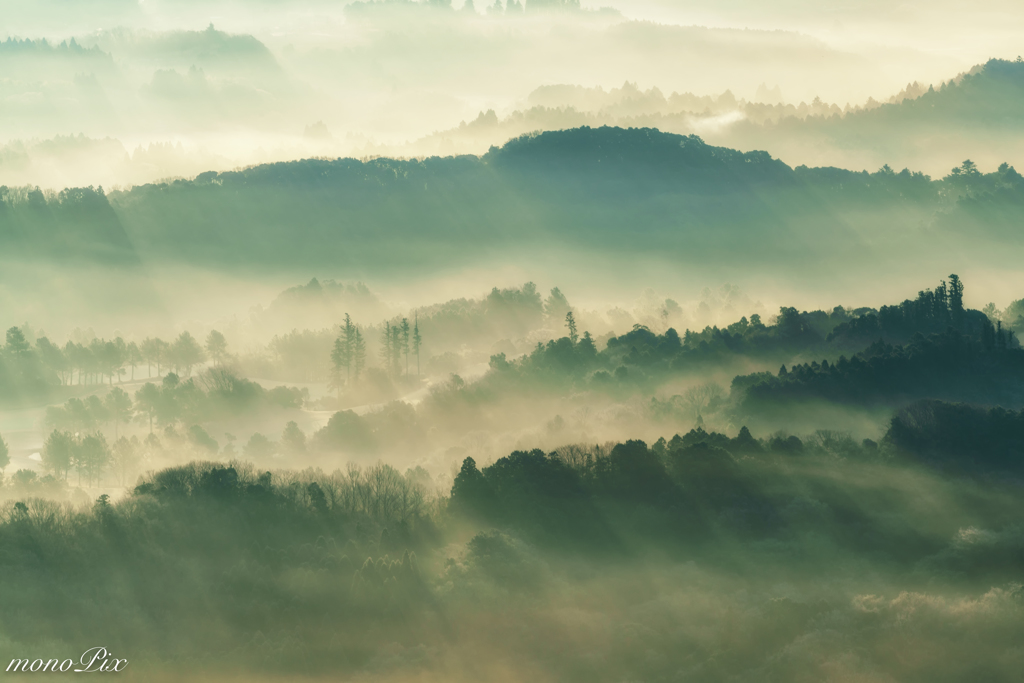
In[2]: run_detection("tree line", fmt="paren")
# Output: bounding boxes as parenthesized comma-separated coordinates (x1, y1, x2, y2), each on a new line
(0, 325, 229, 399)
(329, 313, 423, 395)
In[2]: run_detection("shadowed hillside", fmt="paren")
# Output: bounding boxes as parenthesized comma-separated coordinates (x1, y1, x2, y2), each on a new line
(0, 126, 1015, 277)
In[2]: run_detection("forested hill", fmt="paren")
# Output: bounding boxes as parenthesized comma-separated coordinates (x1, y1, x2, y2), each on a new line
(1, 126, 1022, 272)
(783, 58, 1024, 134)
(729, 58, 1024, 173)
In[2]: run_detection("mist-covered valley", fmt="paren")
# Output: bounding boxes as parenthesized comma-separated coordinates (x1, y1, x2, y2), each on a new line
(1, 267, 1023, 680)
(3, 0, 1024, 680)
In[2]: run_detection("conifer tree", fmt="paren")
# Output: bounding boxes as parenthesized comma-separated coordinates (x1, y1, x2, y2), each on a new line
(948, 274, 965, 328)
(565, 311, 578, 345)
(330, 314, 357, 394)
(353, 328, 367, 379)
(401, 318, 411, 376)
(412, 316, 422, 376)
(380, 322, 393, 375)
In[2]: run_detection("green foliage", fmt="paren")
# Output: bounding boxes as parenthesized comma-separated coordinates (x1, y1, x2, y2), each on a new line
(187, 425, 219, 453)
(313, 410, 376, 454)
(886, 400, 1024, 473)
(281, 421, 306, 455)
(205, 329, 228, 365)
(243, 433, 276, 461)
(733, 327, 1024, 418)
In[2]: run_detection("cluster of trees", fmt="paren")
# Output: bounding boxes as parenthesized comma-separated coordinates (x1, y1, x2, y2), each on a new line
(132, 370, 304, 430)
(44, 386, 133, 436)
(0, 327, 52, 403)
(328, 313, 424, 394)
(263, 328, 334, 382)
(0, 427, 153, 495)
(0, 324, 231, 407)
(733, 322, 1024, 417)
(330, 315, 368, 390)
(487, 310, 598, 381)
(41, 378, 427, 474)
(36, 369, 306, 486)
(239, 420, 310, 463)
(399, 282, 565, 358)
(483, 298, 850, 391)
(476, 276, 1019, 401)
(447, 404, 1024, 555)
(308, 401, 423, 457)
(825, 275, 991, 347)
(0, 460, 439, 674)
(983, 297, 1024, 335)
(38, 430, 152, 487)
(886, 400, 1024, 474)
(446, 423, 915, 554)
(0, 184, 135, 263)
(0, 405, 1021, 678)
(248, 281, 572, 386)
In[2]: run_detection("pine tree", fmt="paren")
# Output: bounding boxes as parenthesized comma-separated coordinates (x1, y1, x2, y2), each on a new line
(380, 322, 393, 376)
(934, 280, 949, 324)
(401, 318, 411, 376)
(412, 316, 422, 376)
(565, 311, 578, 345)
(0, 433, 8, 473)
(353, 328, 367, 379)
(948, 274, 965, 329)
(343, 314, 355, 375)
(330, 315, 355, 397)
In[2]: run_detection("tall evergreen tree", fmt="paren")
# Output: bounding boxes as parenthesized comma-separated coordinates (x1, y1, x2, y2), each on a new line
(412, 316, 422, 376)
(401, 318, 411, 376)
(380, 322, 393, 376)
(565, 311, 578, 345)
(948, 273, 965, 328)
(342, 314, 355, 376)
(934, 280, 949, 324)
(353, 328, 367, 379)
(330, 314, 358, 395)
(0, 433, 8, 473)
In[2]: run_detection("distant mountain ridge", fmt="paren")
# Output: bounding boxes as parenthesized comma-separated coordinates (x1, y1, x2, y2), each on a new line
(391, 59, 1024, 175)
(1, 126, 1021, 276)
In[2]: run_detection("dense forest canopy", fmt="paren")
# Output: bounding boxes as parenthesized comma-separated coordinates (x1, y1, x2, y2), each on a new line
(1, 127, 1022, 280)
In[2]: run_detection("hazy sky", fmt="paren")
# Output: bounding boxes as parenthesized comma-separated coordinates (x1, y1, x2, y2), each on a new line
(2, 0, 1020, 188)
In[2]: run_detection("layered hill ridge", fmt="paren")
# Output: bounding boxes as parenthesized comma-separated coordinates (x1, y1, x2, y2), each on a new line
(728, 58, 1024, 171)
(1, 126, 1021, 275)
(399, 59, 1024, 175)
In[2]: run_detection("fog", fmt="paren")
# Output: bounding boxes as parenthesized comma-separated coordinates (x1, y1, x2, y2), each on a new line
(3, 0, 1023, 187)
(2, 0, 1023, 679)
(2, 248, 1023, 680)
